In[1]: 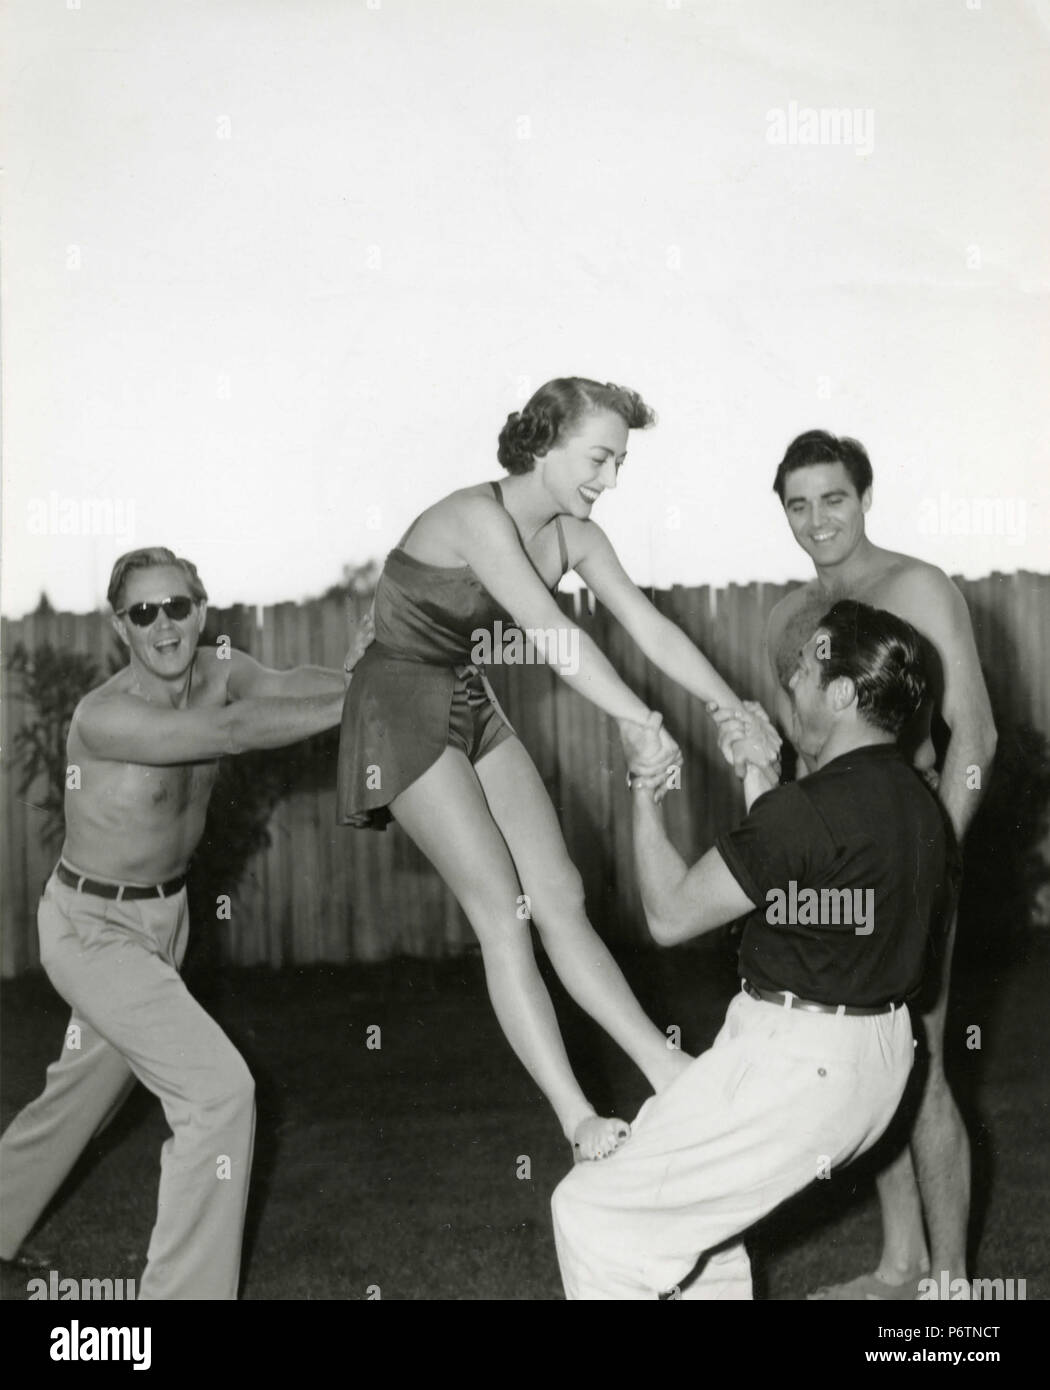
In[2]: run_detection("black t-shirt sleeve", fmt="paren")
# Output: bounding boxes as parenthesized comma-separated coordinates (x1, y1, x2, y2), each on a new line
(716, 782, 829, 906)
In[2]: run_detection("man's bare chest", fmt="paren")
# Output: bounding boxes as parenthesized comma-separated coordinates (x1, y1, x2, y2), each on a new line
(77, 752, 221, 824)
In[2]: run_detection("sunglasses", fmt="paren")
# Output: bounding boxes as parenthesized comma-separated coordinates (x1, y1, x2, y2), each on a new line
(118, 596, 198, 627)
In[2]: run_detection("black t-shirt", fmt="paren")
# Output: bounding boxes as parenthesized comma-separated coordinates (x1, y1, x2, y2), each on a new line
(716, 743, 959, 1007)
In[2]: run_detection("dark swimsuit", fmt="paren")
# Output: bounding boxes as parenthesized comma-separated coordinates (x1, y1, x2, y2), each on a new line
(337, 482, 569, 829)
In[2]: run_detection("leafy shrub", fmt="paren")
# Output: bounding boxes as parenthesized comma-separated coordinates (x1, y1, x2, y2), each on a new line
(6, 643, 103, 846)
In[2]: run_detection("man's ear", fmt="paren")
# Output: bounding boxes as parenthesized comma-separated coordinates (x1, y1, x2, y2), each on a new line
(830, 674, 857, 713)
(860, 486, 873, 515)
(195, 601, 208, 636)
(110, 613, 129, 649)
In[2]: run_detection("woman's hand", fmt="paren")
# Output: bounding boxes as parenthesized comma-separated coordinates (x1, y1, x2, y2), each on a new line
(618, 712, 683, 806)
(618, 712, 683, 779)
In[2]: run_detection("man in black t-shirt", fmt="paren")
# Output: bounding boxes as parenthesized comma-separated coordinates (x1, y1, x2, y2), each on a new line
(551, 600, 957, 1300)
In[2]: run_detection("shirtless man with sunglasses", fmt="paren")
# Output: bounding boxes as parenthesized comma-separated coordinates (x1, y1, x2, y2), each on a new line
(0, 546, 371, 1299)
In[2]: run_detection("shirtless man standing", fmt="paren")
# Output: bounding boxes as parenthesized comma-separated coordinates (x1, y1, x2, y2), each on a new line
(765, 432, 997, 1299)
(0, 546, 368, 1299)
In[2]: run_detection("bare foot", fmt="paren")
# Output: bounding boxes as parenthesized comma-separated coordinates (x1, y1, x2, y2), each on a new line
(572, 1115, 630, 1163)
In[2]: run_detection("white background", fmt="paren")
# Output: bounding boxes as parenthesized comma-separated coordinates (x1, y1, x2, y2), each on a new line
(2, 0, 1048, 616)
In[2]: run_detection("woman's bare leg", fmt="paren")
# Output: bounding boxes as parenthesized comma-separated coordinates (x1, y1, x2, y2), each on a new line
(475, 737, 690, 1093)
(390, 746, 624, 1153)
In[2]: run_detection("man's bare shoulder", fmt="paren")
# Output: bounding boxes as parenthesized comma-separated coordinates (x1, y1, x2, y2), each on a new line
(192, 646, 240, 701)
(75, 666, 135, 714)
(868, 552, 962, 624)
(69, 670, 140, 763)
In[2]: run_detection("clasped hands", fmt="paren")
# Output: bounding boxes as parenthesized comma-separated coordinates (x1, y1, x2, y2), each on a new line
(707, 701, 782, 784)
(618, 701, 781, 802)
(616, 712, 683, 803)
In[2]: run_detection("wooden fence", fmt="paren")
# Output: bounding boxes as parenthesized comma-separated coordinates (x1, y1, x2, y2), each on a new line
(2, 571, 1048, 977)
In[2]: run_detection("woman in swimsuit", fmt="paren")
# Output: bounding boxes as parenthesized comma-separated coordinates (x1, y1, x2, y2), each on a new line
(338, 377, 777, 1161)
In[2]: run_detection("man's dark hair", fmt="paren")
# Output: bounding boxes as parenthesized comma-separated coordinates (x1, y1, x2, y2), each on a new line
(773, 430, 873, 503)
(107, 547, 208, 612)
(815, 599, 928, 737)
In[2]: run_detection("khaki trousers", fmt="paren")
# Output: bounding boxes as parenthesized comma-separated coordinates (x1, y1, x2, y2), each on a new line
(0, 873, 255, 1299)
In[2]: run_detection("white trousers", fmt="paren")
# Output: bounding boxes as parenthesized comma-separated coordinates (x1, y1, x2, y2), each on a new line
(552, 988, 914, 1300)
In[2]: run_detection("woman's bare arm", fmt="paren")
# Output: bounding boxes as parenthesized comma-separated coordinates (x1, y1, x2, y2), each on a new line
(575, 521, 743, 706)
(573, 520, 780, 768)
(456, 496, 655, 725)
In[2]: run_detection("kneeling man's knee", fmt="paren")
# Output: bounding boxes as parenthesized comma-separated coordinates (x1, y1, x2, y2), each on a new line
(552, 1168, 599, 1245)
(551, 1173, 580, 1232)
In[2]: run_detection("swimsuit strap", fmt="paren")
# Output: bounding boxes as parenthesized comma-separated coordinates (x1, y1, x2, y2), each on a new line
(491, 480, 569, 580)
(554, 515, 569, 579)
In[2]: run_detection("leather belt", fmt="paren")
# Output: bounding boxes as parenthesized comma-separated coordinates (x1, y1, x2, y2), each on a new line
(742, 979, 901, 1017)
(56, 861, 187, 901)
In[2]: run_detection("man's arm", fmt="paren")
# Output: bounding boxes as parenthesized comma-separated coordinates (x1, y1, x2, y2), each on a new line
(630, 787, 756, 946)
(74, 689, 346, 765)
(892, 567, 997, 840)
(225, 649, 344, 700)
(224, 613, 374, 699)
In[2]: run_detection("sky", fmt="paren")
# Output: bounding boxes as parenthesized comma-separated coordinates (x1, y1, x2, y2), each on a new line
(2, 0, 1048, 617)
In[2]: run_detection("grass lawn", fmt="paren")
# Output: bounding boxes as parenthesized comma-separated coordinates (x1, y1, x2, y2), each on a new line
(2, 933, 1047, 1301)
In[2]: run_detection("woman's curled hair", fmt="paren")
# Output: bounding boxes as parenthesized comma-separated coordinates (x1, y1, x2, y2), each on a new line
(497, 377, 655, 474)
